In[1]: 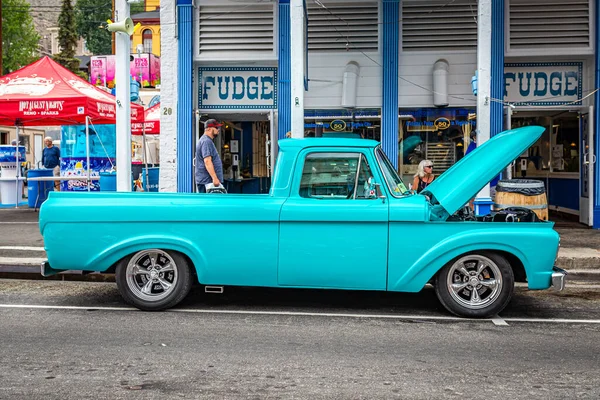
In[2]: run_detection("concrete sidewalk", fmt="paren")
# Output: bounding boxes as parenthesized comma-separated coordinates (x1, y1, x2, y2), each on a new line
(1, 207, 599, 281)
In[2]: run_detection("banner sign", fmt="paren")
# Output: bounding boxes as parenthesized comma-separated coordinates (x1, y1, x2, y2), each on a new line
(504, 62, 582, 106)
(198, 67, 277, 110)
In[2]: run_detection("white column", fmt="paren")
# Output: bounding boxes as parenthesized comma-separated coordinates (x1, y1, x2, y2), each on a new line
(290, 0, 305, 139)
(158, 0, 178, 192)
(115, 0, 132, 192)
(475, 0, 492, 204)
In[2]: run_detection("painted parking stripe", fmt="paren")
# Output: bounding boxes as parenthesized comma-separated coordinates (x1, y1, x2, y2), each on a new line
(0, 304, 600, 324)
(0, 222, 38, 225)
(0, 246, 45, 251)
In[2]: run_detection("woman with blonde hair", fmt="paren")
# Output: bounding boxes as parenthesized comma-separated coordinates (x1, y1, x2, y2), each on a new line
(412, 159, 435, 193)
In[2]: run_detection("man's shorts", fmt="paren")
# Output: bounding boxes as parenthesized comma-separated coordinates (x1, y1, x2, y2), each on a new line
(52, 166, 60, 177)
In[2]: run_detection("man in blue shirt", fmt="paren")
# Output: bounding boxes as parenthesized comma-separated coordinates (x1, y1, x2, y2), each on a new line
(195, 119, 224, 193)
(42, 136, 61, 190)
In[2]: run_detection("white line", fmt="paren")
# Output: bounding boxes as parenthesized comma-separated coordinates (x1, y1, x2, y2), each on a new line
(0, 304, 138, 311)
(0, 304, 600, 324)
(0, 257, 46, 265)
(0, 222, 38, 225)
(491, 316, 509, 326)
(0, 246, 45, 251)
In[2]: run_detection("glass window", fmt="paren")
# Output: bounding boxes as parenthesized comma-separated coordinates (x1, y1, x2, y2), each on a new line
(512, 114, 579, 174)
(375, 147, 408, 197)
(398, 107, 476, 182)
(143, 30, 153, 53)
(299, 152, 377, 199)
(303, 109, 381, 140)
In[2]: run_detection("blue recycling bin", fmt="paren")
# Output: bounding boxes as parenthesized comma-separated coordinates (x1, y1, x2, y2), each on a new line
(99, 172, 116, 191)
(141, 167, 159, 192)
(27, 169, 55, 208)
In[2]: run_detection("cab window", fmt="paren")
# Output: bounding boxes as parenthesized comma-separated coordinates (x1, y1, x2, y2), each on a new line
(299, 152, 376, 199)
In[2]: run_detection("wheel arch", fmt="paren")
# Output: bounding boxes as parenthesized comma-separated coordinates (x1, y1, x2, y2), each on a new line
(93, 236, 206, 283)
(390, 242, 529, 292)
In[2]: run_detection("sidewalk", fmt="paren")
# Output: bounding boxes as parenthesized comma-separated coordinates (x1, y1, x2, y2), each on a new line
(1, 207, 599, 281)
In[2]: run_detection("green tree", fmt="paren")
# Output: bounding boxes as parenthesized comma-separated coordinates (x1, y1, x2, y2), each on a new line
(1, 0, 40, 74)
(74, 0, 111, 55)
(54, 0, 81, 74)
(75, 0, 146, 56)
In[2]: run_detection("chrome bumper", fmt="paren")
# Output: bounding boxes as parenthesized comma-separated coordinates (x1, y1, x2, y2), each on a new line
(40, 261, 60, 277)
(551, 267, 567, 291)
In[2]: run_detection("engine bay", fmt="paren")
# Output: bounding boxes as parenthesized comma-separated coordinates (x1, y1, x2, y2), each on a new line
(448, 206, 543, 223)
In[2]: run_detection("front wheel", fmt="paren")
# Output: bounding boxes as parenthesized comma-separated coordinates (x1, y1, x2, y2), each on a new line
(434, 252, 514, 318)
(116, 249, 193, 311)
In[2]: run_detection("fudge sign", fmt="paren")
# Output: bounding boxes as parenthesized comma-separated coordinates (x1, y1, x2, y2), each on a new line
(198, 67, 277, 109)
(504, 62, 582, 106)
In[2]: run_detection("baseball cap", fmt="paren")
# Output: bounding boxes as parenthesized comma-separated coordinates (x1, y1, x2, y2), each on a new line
(204, 119, 223, 129)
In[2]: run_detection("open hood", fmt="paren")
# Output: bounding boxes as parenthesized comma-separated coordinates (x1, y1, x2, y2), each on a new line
(422, 125, 545, 216)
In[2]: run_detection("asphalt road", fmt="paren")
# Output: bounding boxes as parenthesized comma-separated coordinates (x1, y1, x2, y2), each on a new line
(1, 280, 599, 399)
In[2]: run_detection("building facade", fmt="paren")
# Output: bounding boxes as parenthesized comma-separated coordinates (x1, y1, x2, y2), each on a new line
(159, 0, 600, 228)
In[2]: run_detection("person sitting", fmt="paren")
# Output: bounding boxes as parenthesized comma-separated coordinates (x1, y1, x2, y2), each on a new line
(412, 160, 435, 193)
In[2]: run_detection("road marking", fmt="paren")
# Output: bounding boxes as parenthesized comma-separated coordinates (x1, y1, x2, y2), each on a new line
(0, 222, 38, 225)
(0, 246, 45, 251)
(0, 304, 599, 324)
(0, 257, 46, 266)
(491, 316, 509, 326)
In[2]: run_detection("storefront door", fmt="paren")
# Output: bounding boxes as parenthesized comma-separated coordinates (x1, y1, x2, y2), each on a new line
(580, 108, 594, 226)
(199, 113, 273, 194)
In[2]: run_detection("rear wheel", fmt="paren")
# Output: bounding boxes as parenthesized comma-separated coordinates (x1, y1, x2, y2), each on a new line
(115, 249, 193, 311)
(434, 252, 514, 318)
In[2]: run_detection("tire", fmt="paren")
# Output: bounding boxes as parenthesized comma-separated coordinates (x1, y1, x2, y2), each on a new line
(434, 252, 514, 318)
(115, 249, 193, 311)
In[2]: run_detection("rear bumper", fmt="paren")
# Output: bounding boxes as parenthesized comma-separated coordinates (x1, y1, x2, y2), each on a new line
(40, 261, 65, 277)
(551, 266, 567, 291)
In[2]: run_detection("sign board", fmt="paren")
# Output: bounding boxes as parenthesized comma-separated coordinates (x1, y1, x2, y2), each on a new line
(198, 67, 277, 110)
(504, 62, 582, 106)
(90, 54, 161, 89)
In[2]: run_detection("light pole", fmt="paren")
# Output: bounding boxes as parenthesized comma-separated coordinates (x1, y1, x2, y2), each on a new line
(112, 0, 133, 191)
(474, 0, 493, 215)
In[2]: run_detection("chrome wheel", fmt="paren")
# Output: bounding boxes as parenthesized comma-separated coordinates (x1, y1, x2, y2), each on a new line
(125, 249, 178, 302)
(446, 254, 502, 310)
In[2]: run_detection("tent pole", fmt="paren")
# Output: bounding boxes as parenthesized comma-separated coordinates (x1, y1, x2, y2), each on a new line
(15, 125, 20, 209)
(142, 122, 149, 191)
(86, 116, 90, 192)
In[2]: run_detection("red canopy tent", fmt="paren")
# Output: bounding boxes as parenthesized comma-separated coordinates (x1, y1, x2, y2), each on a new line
(0, 56, 143, 126)
(131, 102, 160, 135)
(0, 56, 144, 198)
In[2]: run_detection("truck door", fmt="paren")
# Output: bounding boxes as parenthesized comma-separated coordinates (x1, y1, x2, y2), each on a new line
(278, 149, 389, 290)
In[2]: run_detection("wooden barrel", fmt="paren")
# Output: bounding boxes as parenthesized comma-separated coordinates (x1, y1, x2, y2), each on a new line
(494, 179, 548, 221)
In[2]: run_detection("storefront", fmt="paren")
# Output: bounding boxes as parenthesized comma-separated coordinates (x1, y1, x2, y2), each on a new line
(503, 62, 592, 224)
(196, 67, 277, 194)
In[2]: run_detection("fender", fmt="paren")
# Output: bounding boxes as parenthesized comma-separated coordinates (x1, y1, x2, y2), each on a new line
(389, 228, 557, 292)
(78, 235, 208, 282)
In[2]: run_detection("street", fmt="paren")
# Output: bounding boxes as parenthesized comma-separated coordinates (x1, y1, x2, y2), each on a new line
(1, 279, 599, 399)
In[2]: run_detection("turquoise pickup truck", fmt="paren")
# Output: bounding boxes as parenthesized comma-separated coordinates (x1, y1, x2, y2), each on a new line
(39, 126, 565, 318)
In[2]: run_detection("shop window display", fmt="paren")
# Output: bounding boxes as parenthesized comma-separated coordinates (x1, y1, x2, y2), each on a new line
(398, 108, 476, 182)
(512, 114, 579, 175)
(303, 109, 381, 140)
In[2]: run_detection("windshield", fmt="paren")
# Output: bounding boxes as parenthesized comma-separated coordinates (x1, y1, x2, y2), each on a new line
(375, 147, 408, 197)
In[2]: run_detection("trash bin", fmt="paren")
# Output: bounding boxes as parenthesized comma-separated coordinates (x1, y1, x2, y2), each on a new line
(494, 179, 548, 221)
(141, 167, 159, 192)
(99, 172, 117, 191)
(27, 169, 55, 208)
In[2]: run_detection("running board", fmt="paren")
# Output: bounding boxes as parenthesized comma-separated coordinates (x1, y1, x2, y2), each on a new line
(205, 286, 224, 294)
